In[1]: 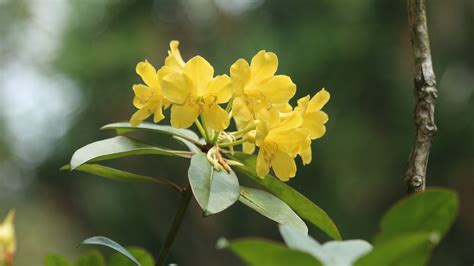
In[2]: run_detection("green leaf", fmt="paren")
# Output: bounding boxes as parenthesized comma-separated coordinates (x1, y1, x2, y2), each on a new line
(109, 247, 154, 266)
(60, 163, 178, 188)
(76, 250, 106, 266)
(354, 232, 440, 266)
(239, 186, 308, 234)
(375, 188, 459, 244)
(188, 153, 240, 215)
(217, 238, 321, 266)
(81, 236, 140, 266)
(101, 122, 203, 152)
(279, 225, 372, 266)
(229, 152, 341, 240)
(101, 122, 199, 141)
(70, 136, 191, 169)
(44, 254, 72, 266)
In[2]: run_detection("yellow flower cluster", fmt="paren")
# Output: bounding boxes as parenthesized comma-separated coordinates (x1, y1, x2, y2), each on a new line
(130, 41, 329, 181)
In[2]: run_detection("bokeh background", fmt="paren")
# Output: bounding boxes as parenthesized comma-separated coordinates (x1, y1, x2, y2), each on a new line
(1, 0, 473, 265)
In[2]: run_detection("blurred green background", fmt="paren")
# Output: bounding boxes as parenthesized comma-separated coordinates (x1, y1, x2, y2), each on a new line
(1, 0, 473, 265)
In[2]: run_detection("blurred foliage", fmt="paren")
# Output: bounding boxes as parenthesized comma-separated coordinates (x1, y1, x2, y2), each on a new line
(1, 0, 473, 265)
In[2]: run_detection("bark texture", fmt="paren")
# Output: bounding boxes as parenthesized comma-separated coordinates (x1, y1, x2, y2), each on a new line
(405, 0, 438, 193)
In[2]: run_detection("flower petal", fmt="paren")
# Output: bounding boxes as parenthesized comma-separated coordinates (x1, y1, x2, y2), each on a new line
(296, 95, 310, 113)
(308, 88, 330, 112)
(271, 129, 309, 156)
(232, 97, 253, 125)
(170, 103, 200, 128)
(230, 59, 250, 96)
(242, 142, 255, 154)
(300, 144, 312, 165)
(206, 75, 232, 104)
(130, 106, 153, 127)
(164, 40, 186, 72)
(136, 60, 160, 88)
(184, 56, 214, 95)
(256, 147, 271, 178)
(271, 150, 296, 181)
(258, 75, 296, 104)
(274, 111, 303, 132)
(161, 73, 190, 104)
(303, 111, 328, 139)
(250, 50, 278, 84)
(153, 100, 165, 123)
(202, 104, 230, 131)
(132, 84, 152, 109)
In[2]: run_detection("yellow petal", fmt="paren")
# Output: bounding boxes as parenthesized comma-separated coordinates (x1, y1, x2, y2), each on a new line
(164, 40, 186, 72)
(0, 209, 16, 255)
(255, 119, 271, 146)
(184, 56, 214, 95)
(275, 102, 293, 113)
(271, 150, 296, 181)
(300, 144, 312, 165)
(161, 73, 191, 104)
(308, 88, 330, 112)
(230, 59, 250, 96)
(256, 108, 280, 127)
(136, 60, 160, 88)
(170, 40, 185, 67)
(202, 104, 230, 131)
(205, 75, 232, 104)
(130, 106, 153, 127)
(232, 97, 253, 124)
(303, 111, 328, 139)
(242, 142, 255, 154)
(296, 95, 310, 112)
(153, 100, 165, 123)
(270, 129, 309, 156)
(170, 103, 200, 128)
(132, 84, 152, 109)
(250, 50, 278, 84)
(256, 147, 271, 178)
(259, 75, 296, 104)
(274, 111, 303, 132)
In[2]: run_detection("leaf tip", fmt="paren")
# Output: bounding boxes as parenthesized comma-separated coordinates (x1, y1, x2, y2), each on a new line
(59, 164, 71, 171)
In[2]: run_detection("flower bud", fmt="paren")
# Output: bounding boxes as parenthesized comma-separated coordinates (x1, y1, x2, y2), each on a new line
(0, 210, 16, 266)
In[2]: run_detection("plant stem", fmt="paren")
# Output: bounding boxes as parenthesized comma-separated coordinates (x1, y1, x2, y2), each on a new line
(405, 0, 438, 193)
(200, 116, 211, 142)
(230, 124, 257, 138)
(156, 187, 193, 266)
(194, 119, 208, 143)
(219, 138, 246, 148)
(211, 131, 220, 144)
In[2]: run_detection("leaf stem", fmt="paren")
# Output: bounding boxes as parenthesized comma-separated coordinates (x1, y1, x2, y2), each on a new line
(156, 187, 193, 266)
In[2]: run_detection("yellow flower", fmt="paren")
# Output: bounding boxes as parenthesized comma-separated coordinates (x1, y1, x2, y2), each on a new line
(230, 50, 296, 128)
(161, 56, 232, 131)
(295, 89, 330, 140)
(130, 60, 168, 127)
(289, 89, 330, 165)
(255, 110, 310, 181)
(0, 210, 16, 266)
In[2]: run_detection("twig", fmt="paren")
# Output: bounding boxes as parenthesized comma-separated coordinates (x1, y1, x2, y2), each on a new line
(405, 0, 438, 193)
(156, 187, 193, 266)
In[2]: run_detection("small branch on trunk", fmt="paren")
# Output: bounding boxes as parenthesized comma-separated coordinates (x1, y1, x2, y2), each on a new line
(405, 0, 438, 193)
